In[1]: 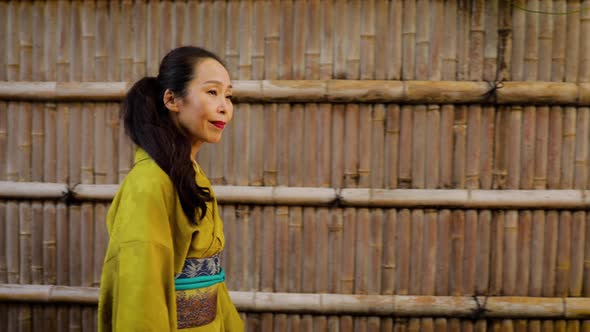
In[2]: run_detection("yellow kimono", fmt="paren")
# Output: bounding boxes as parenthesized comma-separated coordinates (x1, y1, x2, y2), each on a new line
(98, 148, 244, 331)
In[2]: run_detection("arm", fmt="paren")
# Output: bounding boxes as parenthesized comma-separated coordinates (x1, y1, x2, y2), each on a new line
(107, 170, 178, 331)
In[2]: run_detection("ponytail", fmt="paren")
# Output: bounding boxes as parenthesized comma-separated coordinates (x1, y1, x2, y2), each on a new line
(122, 76, 212, 224)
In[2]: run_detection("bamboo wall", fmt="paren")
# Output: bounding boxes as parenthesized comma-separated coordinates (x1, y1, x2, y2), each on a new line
(1, 0, 590, 331)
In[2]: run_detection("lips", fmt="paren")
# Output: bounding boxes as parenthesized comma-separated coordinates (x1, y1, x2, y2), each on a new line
(210, 121, 226, 129)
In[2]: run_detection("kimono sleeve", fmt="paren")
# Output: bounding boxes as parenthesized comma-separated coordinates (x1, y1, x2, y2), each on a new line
(106, 174, 178, 331)
(111, 242, 176, 331)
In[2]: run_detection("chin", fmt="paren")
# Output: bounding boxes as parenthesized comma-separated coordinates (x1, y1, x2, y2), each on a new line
(207, 136, 223, 144)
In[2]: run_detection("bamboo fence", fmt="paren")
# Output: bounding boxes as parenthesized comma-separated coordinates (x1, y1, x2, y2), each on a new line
(2, 1, 590, 331)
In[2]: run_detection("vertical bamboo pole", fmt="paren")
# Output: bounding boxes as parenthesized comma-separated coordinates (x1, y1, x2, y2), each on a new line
(534, 106, 549, 189)
(326, 208, 342, 330)
(277, 0, 293, 79)
(468, 0, 484, 80)
(301, 206, 316, 331)
(259, 204, 275, 331)
(503, 210, 518, 295)
(476, 210, 491, 295)
(561, 107, 576, 188)
(537, 0, 553, 81)
(435, 210, 451, 296)
(439, 105, 454, 188)
(441, 0, 457, 80)
(117, 1, 132, 182)
(171, 1, 184, 48)
(385, 105, 400, 189)
(453, 106, 467, 188)
(145, 1, 159, 77)
(565, 0, 581, 83)
(483, 0, 498, 81)
(585, 212, 590, 297)
(523, 0, 539, 81)
(463, 210, 477, 296)
(420, 209, 437, 295)
(551, 0, 566, 81)
(55, 1, 70, 328)
(521, 106, 536, 189)
(466, 105, 481, 189)
(428, 0, 443, 81)
(357, 105, 371, 188)
(17, 2, 33, 330)
(338, 207, 356, 332)
(422, 102, 441, 182)
(456, 0, 471, 80)
(411, 105, 426, 189)
(332, 0, 346, 78)
(409, 209, 426, 296)
(398, 106, 413, 189)
(329, 104, 344, 187)
(131, 0, 145, 81)
(529, 210, 545, 296)
(158, 1, 173, 63)
(353, 208, 369, 332)
(375, 0, 388, 80)
(313, 207, 329, 331)
(319, 0, 333, 79)
(247, 0, 264, 184)
(401, 0, 415, 80)
(543, 210, 559, 297)
(359, 0, 374, 79)
(478, 105, 495, 189)
(370, 105, 385, 188)
(395, 209, 410, 297)
(382, 209, 396, 297)
(516, 211, 532, 296)
(0, 0, 6, 325)
(274, 107, 289, 330)
(574, 108, 589, 188)
(0, 107, 4, 332)
(511, 0, 525, 81)
(342, 104, 359, 188)
(492, 108, 508, 189)
(221, 205, 235, 289)
(570, 211, 585, 297)
(287, 206, 302, 331)
(548, 106, 563, 188)
(344, 0, 360, 80)
(581, 0, 590, 85)
(31, 200, 43, 331)
(507, 106, 523, 189)
(414, 0, 429, 80)
(556, 211, 572, 296)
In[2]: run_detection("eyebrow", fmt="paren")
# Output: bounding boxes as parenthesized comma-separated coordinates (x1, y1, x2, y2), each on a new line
(202, 80, 232, 88)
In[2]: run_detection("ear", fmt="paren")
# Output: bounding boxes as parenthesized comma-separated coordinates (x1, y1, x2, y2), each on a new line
(163, 89, 180, 113)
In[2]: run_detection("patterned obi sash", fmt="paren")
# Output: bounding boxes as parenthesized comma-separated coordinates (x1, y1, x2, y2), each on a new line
(174, 253, 224, 329)
(174, 253, 225, 291)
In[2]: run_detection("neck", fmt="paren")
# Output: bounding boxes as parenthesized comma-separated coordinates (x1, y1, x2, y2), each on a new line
(191, 140, 203, 160)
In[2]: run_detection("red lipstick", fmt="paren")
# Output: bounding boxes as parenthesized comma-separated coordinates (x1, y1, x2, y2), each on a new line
(210, 121, 226, 129)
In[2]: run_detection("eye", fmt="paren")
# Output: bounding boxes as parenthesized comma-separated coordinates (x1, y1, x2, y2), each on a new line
(207, 90, 218, 96)
(226, 95, 233, 101)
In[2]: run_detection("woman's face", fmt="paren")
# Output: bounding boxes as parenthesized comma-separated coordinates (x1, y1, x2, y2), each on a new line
(169, 58, 233, 152)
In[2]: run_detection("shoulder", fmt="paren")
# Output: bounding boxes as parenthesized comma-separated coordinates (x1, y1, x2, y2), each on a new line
(121, 158, 175, 199)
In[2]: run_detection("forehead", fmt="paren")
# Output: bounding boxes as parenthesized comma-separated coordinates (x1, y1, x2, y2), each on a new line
(193, 58, 231, 85)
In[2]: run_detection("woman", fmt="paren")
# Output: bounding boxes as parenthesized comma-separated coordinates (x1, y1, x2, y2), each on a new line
(98, 46, 244, 331)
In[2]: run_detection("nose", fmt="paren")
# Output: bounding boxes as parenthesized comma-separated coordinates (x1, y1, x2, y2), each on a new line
(218, 97, 229, 114)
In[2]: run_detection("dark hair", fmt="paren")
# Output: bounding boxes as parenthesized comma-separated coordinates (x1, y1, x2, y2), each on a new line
(122, 46, 225, 223)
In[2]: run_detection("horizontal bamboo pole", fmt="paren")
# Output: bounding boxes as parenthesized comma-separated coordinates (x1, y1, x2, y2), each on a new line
(0, 284, 588, 319)
(0, 181, 589, 209)
(0, 81, 589, 105)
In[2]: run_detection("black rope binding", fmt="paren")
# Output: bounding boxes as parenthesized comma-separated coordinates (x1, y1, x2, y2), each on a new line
(60, 182, 80, 205)
(469, 295, 489, 321)
(482, 80, 504, 105)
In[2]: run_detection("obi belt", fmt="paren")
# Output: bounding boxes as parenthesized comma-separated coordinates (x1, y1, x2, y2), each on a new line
(174, 253, 225, 329)
(174, 253, 225, 291)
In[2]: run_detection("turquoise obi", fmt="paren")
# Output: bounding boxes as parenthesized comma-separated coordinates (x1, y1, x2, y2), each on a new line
(174, 253, 225, 291)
